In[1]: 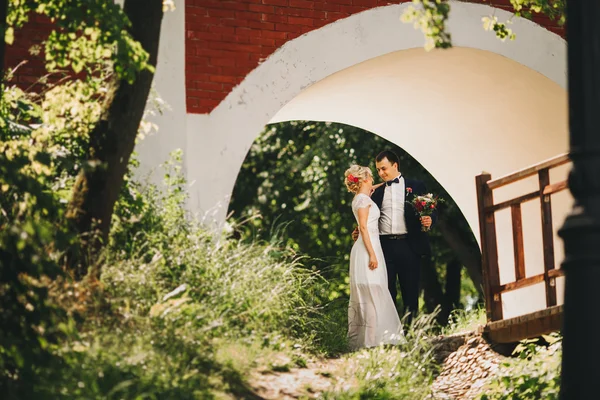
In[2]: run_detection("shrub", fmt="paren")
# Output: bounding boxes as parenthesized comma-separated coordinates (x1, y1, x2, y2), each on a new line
(479, 335, 561, 400)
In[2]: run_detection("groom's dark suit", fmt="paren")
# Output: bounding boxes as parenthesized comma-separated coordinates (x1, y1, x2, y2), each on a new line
(371, 177, 436, 324)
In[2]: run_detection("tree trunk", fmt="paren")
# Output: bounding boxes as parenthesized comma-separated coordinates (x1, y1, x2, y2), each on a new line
(445, 257, 462, 310)
(421, 256, 463, 326)
(0, 0, 8, 81)
(437, 217, 484, 300)
(421, 256, 449, 324)
(66, 0, 164, 278)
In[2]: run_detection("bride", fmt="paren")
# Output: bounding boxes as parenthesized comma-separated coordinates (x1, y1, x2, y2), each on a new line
(344, 165, 402, 350)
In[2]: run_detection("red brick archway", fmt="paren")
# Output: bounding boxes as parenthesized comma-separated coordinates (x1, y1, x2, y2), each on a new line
(4, 1, 565, 114)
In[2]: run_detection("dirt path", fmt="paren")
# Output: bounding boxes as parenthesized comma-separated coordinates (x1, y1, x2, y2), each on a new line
(250, 358, 343, 399)
(248, 331, 506, 400)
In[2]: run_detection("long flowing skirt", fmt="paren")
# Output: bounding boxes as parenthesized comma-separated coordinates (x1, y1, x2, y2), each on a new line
(348, 233, 403, 350)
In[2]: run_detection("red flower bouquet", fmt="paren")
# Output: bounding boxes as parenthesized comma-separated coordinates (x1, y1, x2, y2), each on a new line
(407, 192, 444, 232)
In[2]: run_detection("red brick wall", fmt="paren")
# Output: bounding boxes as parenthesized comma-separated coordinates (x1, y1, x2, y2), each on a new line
(185, 0, 394, 113)
(184, 0, 565, 114)
(4, 2, 565, 113)
(4, 14, 54, 89)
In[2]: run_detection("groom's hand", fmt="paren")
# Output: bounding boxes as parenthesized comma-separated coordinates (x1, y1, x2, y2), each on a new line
(420, 216, 432, 228)
(351, 227, 359, 241)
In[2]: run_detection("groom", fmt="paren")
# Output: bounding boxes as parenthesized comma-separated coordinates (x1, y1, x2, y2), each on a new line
(371, 150, 436, 325)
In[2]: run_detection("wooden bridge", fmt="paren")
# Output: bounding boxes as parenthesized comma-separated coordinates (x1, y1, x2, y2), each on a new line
(476, 153, 570, 343)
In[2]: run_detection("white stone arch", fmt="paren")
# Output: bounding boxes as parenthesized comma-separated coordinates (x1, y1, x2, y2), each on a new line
(187, 1, 566, 224)
(178, 1, 569, 319)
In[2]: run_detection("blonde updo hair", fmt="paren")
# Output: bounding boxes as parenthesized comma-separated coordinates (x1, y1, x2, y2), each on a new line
(344, 165, 372, 194)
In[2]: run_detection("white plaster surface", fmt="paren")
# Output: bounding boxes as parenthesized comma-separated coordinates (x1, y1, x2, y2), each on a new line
(133, 3, 188, 187)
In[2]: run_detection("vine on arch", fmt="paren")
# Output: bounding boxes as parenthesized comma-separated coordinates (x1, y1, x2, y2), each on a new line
(401, 0, 566, 51)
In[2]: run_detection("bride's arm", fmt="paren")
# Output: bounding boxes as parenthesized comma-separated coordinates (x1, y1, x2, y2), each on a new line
(369, 182, 384, 196)
(357, 206, 378, 270)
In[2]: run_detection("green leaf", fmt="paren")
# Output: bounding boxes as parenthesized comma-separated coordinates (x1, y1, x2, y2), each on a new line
(5, 26, 14, 45)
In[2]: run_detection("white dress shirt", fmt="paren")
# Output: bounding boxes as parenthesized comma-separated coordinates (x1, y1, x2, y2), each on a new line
(379, 174, 407, 235)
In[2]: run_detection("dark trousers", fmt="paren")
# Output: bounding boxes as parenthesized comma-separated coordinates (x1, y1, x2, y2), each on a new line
(381, 237, 421, 325)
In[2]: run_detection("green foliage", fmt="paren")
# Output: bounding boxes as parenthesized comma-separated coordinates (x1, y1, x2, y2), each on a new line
(480, 334, 562, 400)
(507, 0, 566, 23)
(402, 0, 566, 50)
(229, 122, 370, 280)
(0, 86, 72, 399)
(6, 0, 154, 83)
(1, 73, 110, 190)
(482, 0, 565, 43)
(0, 0, 164, 393)
(401, 0, 452, 51)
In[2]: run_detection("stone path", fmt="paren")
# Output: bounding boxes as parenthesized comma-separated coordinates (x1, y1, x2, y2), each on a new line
(430, 333, 505, 399)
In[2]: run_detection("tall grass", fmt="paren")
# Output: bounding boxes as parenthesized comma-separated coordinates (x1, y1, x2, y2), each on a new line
(105, 152, 330, 342)
(442, 307, 487, 336)
(23, 152, 447, 399)
(321, 313, 439, 399)
(24, 153, 347, 398)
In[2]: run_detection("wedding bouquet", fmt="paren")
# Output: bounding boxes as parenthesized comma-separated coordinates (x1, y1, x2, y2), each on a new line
(406, 191, 444, 232)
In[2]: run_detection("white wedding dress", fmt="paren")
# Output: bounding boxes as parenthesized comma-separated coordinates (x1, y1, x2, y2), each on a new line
(348, 193, 403, 350)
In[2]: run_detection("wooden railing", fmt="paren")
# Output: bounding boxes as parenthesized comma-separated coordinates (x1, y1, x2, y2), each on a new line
(476, 153, 570, 324)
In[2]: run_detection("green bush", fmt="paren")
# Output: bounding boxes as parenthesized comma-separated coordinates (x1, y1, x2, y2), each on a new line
(0, 84, 73, 399)
(480, 335, 561, 400)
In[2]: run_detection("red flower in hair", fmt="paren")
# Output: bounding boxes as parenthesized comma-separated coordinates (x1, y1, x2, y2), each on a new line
(347, 174, 359, 183)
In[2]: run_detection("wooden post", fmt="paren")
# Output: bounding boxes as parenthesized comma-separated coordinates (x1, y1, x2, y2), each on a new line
(476, 173, 502, 322)
(511, 204, 526, 281)
(538, 169, 557, 307)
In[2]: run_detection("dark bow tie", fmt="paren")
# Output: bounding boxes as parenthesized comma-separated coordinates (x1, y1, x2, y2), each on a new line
(386, 177, 400, 186)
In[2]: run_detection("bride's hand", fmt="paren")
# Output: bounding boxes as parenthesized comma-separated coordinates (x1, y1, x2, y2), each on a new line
(368, 255, 378, 270)
(370, 183, 384, 195)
